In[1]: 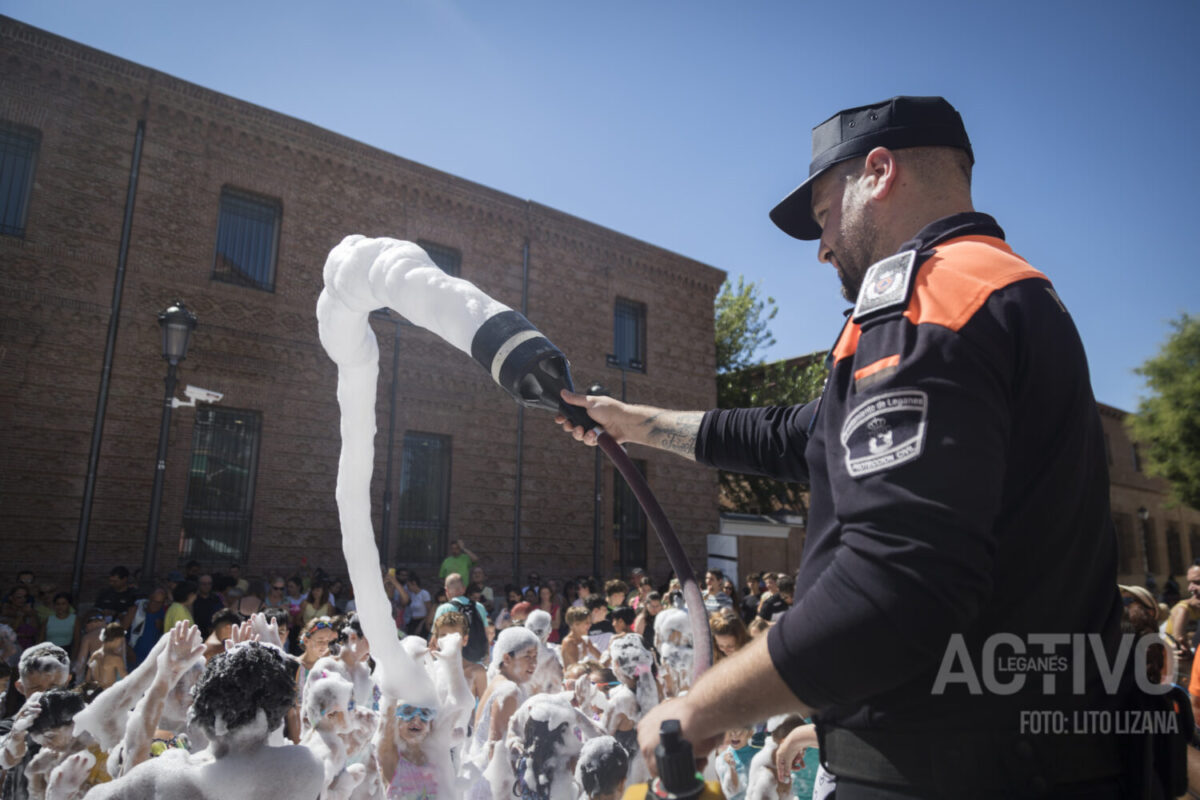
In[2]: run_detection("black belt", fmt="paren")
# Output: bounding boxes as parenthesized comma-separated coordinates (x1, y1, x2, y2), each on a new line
(822, 726, 1123, 798)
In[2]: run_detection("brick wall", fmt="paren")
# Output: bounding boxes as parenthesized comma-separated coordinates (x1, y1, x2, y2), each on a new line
(0, 17, 724, 601)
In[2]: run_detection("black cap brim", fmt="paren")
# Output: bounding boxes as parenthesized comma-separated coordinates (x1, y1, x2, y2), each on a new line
(769, 173, 824, 241)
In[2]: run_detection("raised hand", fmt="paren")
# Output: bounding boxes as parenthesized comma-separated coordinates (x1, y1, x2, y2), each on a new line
(225, 619, 260, 652)
(45, 750, 95, 800)
(158, 621, 204, 682)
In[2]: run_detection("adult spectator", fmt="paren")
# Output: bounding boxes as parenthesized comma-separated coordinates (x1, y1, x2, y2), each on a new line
(183, 560, 201, 581)
(123, 587, 168, 668)
(164, 580, 197, 631)
(585, 594, 614, 653)
(283, 576, 306, 628)
(702, 569, 733, 613)
(521, 571, 542, 596)
(228, 562, 250, 594)
(574, 578, 597, 608)
(603, 580, 628, 610)
(382, 568, 410, 628)
(264, 576, 289, 611)
(469, 566, 494, 611)
(404, 575, 431, 636)
(633, 591, 663, 653)
(93, 565, 138, 622)
(300, 582, 333, 625)
(0, 642, 71, 799)
(163, 569, 183, 599)
(0, 587, 38, 650)
(740, 573, 761, 625)
(537, 585, 563, 644)
(203, 608, 243, 662)
(1165, 563, 1200, 648)
(191, 574, 225, 639)
(438, 539, 478, 581)
(558, 95, 1126, 796)
(433, 574, 488, 664)
(433, 574, 487, 623)
(38, 593, 75, 651)
(758, 574, 794, 623)
(710, 608, 752, 661)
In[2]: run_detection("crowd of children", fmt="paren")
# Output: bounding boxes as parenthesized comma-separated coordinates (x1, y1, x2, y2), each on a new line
(0, 564, 812, 799)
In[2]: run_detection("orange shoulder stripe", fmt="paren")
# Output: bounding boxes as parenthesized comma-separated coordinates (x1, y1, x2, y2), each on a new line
(854, 354, 900, 381)
(832, 318, 860, 364)
(903, 236, 1047, 332)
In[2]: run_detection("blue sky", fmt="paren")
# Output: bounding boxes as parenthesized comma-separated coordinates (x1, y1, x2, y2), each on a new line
(6, 0, 1198, 411)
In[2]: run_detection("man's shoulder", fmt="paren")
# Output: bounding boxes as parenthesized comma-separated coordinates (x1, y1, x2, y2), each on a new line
(904, 237, 1048, 332)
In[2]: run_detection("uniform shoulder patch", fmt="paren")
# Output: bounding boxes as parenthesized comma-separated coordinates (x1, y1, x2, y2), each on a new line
(853, 250, 918, 322)
(840, 389, 928, 478)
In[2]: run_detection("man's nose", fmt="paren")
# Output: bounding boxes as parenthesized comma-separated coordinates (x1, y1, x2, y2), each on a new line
(818, 239, 833, 264)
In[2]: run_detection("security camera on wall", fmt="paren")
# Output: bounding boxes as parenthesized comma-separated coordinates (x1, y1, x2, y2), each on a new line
(172, 385, 224, 409)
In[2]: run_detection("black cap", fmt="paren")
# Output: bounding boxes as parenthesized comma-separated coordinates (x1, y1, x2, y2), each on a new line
(769, 96, 973, 241)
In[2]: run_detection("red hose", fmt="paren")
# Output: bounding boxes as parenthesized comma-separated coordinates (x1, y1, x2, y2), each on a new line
(597, 431, 712, 681)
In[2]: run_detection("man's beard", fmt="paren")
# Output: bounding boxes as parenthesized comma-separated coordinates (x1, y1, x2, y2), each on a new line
(834, 208, 882, 302)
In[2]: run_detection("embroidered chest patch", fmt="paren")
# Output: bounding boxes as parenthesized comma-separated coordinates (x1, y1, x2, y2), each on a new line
(840, 389, 928, 477)
(853, 250, 917, 321)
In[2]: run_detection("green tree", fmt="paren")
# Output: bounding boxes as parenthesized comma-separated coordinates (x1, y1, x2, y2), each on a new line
(714, 277, 828, 514)
(1126, 314, 1200, 508)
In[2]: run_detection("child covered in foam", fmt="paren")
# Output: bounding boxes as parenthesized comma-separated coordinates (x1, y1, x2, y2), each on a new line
(524, 609, 564, 695)
(575, 735, 629, 800)
(505, 694, 588, 800)
(604, 633, 660, 784)
(83, 641, 324, 800)
(301, 664, 368, 799)
(466, 626, 540, 799)
(653, 608, 694, 698)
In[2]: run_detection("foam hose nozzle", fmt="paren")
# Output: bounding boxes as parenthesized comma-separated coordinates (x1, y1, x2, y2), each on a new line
(470, 309, 597, 431)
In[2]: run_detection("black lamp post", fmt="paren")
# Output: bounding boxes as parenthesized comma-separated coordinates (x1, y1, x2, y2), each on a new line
(142, 300, 196, 584)
(1138, 506, 1151, 588)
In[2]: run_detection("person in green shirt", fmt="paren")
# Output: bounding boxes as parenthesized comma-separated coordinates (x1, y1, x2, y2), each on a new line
(163, 580, 197, 631)
(437, 539, 478, 580)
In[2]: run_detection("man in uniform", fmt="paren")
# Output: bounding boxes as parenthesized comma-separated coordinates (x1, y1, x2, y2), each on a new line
(558, 96, 1129, 798)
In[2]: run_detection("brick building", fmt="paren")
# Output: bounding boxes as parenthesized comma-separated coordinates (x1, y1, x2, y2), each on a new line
(0, 17, 725, 600)
(1100, 403, 1200, 588)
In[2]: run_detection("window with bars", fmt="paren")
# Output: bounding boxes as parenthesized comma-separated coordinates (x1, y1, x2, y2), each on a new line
(212, 187, 281, 291)
(0, 122, 40, 237)
(613, 460, 648, 571)
(1131, 444, 1142, 473)
(180, 407, 262, 566)
(416, 239, 461, 277)
(613, 298, 646, 372)
(1113, 512, 1136, 575)
(396, 432, 452, 567)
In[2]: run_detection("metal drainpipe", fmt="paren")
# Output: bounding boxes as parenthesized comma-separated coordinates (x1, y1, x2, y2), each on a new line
(72, 118, 145, 600)
(513, 234, 530, 585)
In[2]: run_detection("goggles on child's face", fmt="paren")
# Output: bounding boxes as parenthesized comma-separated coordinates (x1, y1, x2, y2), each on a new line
(395, 704, 437, 722)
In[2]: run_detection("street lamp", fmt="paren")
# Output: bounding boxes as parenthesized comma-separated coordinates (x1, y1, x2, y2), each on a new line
(1137, 506, 1151, 588)
(142, 300, 197, 584)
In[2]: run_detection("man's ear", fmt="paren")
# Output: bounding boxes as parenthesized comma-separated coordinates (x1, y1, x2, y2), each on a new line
(864, 146, 899, 200)
(14, 678, 24, 696)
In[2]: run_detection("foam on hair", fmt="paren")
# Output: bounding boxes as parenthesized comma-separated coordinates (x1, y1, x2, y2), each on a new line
(18, 642, 69, 680)
(189, 642, 296, 736)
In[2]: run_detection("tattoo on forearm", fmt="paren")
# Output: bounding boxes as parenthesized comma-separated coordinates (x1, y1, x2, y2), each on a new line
(644, 411, 703, 460)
